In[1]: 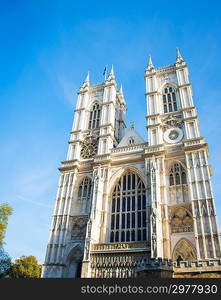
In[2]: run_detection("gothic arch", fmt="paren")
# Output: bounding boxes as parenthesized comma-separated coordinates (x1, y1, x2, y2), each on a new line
(87, 99, 101, 110)
(73, 175, 93, 195)
(65, 244, 83, 278)
(158, 82, 180, 114)
(171, 206, 193, 219)
(157, 81, 178, 94)
(167, 160, 187, 173)
(87, 102, 101, 130)
(167, 161, 189, 204)
(172, 238, 197, 262)
(75, 177, 92, 214)
(108, 166, 146, 196)
(107, 168, 147, 243)
(76, 175, 93, 187)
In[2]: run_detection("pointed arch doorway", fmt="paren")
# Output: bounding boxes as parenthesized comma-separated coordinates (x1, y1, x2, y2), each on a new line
(66, 245, 83, 278)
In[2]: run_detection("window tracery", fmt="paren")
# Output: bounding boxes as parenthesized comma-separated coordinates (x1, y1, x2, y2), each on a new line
(77, 177, 92, 213)
(88, 103, 101, 129)
(110, 172, 147, 243)
(163, 86, 178, 113)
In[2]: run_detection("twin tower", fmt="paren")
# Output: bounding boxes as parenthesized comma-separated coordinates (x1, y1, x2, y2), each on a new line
(42, 50, 221, 278)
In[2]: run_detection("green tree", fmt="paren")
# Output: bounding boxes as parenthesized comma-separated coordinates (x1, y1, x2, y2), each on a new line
(0, 203, 13, 247)
(0, 248, 12, 278)
(8, 255, 42, 278)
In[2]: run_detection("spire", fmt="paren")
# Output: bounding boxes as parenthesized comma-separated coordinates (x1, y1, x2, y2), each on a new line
(81, 71, 90, 89)
(176, 48, 185, 64)
(84, 71, 90, 84)
(146, 55, 154, 71)
(148, 55, 153, 67)
(108, 64, 115, 80)
(120, 84, 123, 95)
(110, 64, 115, 76)
(176, 48, 182, 59)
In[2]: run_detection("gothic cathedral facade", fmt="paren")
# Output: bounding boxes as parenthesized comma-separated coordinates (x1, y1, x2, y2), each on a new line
(42, 50, 221, 278)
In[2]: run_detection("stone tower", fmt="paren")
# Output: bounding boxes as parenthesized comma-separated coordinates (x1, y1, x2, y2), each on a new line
(42, 52, 221, 278)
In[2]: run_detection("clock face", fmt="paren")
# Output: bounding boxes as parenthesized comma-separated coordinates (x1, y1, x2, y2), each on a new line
(80, 134, 98, 159)
(163, 127, 183, 144)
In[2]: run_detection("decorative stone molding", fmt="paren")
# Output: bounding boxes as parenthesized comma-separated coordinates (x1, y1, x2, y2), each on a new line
(80, 133, 99, 159)
(91, 242, 150, 252)
(172, 238, 197, 261)
(170, 208, 193, 233)
(162, 114, 183, 130)
(71, 216, 88, 241)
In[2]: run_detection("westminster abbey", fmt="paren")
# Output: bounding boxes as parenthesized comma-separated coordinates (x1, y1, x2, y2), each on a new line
(42, 50, 221, 278)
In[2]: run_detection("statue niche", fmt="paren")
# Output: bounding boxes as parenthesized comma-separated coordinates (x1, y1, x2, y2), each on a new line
(71, 216, 88, 241)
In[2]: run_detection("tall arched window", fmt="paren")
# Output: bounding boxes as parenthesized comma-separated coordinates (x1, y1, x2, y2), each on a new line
(88, 103, 101, 129)
(169, 163, 187, 186)
(168, 163, 188, 204)
(163, 86, 178, 113)
(110, 172, 147, 243)
(77, 177, 92, 213)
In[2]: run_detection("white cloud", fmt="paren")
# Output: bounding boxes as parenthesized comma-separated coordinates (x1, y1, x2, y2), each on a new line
(17, 195, 52, 209)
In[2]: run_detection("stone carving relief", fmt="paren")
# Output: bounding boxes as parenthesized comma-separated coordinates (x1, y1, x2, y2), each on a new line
(90, 252, 150, 278)
(162, 114, 183, 130)
(172, 239, 197, 262)
(68, 245, 83, 262)
(71, 216, 88, 240)
(170, 207, 193, 233)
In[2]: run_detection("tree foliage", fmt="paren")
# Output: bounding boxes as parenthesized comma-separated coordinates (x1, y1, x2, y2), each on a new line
(8, 255, 42, 278)
(0, 248, 12, 278)
(0, 203, 13, 247)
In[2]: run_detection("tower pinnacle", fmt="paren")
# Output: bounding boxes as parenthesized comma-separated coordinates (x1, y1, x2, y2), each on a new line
(146, 55, 155, 72)
(109, 65, 115, 77)
(120, 84, 123, 95)
(176, 48, 185, 64)
(84, 71, 90, 83)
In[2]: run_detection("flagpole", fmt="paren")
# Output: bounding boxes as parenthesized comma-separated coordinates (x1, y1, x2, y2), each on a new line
(103, 65, 108, 81)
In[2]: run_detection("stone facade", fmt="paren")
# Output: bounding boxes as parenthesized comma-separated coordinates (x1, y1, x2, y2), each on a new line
(42, 51, 221, 278)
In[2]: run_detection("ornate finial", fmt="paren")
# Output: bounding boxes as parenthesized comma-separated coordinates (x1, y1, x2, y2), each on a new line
(130, 120, 134, 129)
(107, 64, 115, 80)
(120, 84, 123, 94)
(80, 71, 90, 90)
(176, 48, 181, 59)
(110, 64, 114, 76)
(148, 55, 153, 66)
(146, 55, 154, 71)
(176, 48, 185, 64)
(84, 71, 90, 83)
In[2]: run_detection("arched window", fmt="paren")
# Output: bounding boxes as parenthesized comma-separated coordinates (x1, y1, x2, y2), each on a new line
(110, 172, 147, 243)
(169, 163, 187, 186)
(77, 177, 92, 213)
(163, 86, 178, 113)
(88, 103, 101, 129)
(128, 137, 135, 145)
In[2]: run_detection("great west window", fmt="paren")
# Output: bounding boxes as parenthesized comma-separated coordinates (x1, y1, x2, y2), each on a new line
(110, 172, 147, 243)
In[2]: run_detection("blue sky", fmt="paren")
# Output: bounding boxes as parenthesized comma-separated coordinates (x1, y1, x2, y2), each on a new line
(1, 0, 221, 263)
